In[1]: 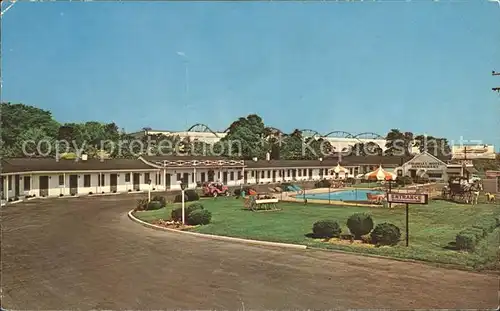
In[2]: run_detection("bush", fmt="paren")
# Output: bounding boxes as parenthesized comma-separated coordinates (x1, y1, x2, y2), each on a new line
(135, 198, 148, 211)
(370, 223, 401, 246)
(146, 201, 163, 211)
(185, 189, 200, 201)
(345, 177, 355, 185)
(173, 190, 200, 203)
(187, 209, 212, 225)
(171, 203, 204, 221)
(151, 195, 167, 207)
(312, 220, 342, 238)
(361, 234, 372, 244)
(314, 179, 331, 188)
(396, 176, 413, 186)
(474, 218, 498, 234)
(346, 213, 374, 239)
(463, 227, 484, 240)
(456, 232, 477, 252)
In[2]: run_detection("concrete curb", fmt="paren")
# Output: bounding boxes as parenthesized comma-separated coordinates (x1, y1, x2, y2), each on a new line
(128, 210, 307, 250)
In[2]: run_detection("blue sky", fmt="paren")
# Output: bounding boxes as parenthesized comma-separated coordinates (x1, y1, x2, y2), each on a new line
(2, 1, 500, 148)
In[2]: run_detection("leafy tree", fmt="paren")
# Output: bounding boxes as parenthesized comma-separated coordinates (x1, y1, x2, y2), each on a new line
(384, 129, 413, 156)
(413, 135, 451, 157)
(220, 114, 267, 159)
(1, 103, 60, 157)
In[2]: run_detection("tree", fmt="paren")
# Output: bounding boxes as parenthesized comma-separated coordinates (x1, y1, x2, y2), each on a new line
(220, 114, 267, 159)
(413, 135, 451, 157)
(1, 103, 60, 157)
(365, 141, 383, 156)
(384, 129, 413, 156)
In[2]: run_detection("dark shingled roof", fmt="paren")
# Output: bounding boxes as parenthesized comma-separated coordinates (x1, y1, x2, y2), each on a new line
(1, 158, 157, 173)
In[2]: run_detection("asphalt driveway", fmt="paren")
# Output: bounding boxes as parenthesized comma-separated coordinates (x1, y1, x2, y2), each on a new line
(1, 194, 497, 309)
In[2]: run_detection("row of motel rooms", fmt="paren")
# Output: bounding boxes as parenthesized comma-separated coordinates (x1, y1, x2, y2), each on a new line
(0, 153, 466, 200)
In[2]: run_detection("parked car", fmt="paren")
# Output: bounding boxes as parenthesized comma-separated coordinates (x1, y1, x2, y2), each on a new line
(202, 182, 229, 197)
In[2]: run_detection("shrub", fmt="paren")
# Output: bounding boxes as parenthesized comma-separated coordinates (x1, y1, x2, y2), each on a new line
(463, 227, 484, 240)
(171, 203, 204, 221)
(312, 220, 342, 238)
(187, 209, 212, 225)
(135, 198, 148, 211)
(396, 176, 413, 186)
(345, 177, 355, 184)
(361, 234, 372, 244)
(314, 179, 331, 188)
(474, 218, 498, 234)
(370, 223, 401, 246)
(151, 195, 167, 207)
(456, 232, 477, 252)
(146, 201, 162, 211)
(173, 190, 200, 203)
(346, 213, 374, 239)
(185, 189, 200, 201)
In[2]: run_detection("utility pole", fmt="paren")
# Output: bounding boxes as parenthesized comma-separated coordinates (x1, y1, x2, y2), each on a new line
(493, 71, 500, 92)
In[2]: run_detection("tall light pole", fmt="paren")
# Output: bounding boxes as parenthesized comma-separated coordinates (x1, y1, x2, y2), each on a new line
(493, 71, 500, 92)
(178, 180, 187, 224)
(177, 52, 190, 129)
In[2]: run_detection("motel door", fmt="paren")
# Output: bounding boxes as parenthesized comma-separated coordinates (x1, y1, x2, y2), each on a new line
(110, 174, 118, 193)
(14, 175, 20, 197)
(39, 176, 49, 197)
(133, 173, 140, 191)
(166, 174, 171, 189)
(244, 171, 248, 184)
(208, 170, 215, 182)
(222, 172, 228, 184)
(272, 170, 276, 183)
(69, 175, 78, 195)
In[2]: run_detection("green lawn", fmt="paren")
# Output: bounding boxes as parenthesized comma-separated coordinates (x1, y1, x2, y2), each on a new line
(134, 198, 500, 270)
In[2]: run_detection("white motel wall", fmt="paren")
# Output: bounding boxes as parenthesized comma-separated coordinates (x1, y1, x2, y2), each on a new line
(2, 153, 466, 202)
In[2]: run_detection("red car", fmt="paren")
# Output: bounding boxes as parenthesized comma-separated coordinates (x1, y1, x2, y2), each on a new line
(202, 182, 229, 197)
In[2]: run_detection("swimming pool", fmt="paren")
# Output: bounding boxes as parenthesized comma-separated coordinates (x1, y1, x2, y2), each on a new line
(302, 189, 385, 202)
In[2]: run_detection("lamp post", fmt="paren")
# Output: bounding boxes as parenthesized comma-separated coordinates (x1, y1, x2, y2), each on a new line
(178, 180, 187, 224)
(147, 179, 152, 202)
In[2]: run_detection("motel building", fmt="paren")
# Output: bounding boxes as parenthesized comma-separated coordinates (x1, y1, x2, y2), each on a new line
(1, 153, 458, 202)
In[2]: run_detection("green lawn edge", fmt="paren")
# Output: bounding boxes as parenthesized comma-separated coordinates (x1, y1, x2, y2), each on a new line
(133, 197, 500, 271)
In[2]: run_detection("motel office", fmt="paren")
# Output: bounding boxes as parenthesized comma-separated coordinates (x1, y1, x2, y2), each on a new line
(1, 153, 456, 200)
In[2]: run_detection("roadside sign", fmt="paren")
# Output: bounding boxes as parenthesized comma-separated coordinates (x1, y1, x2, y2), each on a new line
(387, 192, 428, 205)
(385, 192, 429, 247)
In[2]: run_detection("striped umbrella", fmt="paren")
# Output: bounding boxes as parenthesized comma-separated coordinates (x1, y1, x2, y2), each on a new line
(364, 165, 397, 181)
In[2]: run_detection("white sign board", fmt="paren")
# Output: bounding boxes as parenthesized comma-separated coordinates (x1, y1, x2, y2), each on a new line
(452, 145, 496, 160)
(387, 193, 428, 204)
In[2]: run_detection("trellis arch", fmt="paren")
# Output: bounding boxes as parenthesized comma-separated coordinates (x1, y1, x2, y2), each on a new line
(300, 129, 322, 139)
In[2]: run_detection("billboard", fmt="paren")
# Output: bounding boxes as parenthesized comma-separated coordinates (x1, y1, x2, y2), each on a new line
(452, 145, 496, 160)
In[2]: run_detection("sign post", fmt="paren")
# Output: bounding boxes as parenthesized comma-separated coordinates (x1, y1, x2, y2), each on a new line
(386, 192, 429, 247)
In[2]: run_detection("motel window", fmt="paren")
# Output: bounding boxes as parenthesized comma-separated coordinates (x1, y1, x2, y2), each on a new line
(230, 172, 234, 180)
(158, 173, 162, 185)
(8, 176, 12, 190)
(261, 171, 265, 178)
(177, 173, 181, 181)
(238, 172, 242, 180)
(267, 171, 271, 178)
(287, 170, 291, 177)
(24, 176, 31, 191)
(201, 173, 206, 182)
(84, 175, 91, 187)
(59, 175, 64, 186)
(192, 173, 195, 183)
(303, 169, 307, 176)
(298, 170, 302, 177)
(145, 173, 150, 184)
(251, 171, 255, 177)
(308, 169, 312, 177)
(100, 174, 105, 186)
(125, 173, 130, 182)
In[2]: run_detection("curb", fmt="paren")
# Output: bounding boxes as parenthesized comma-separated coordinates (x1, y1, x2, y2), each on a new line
(128, 210, 307, 250)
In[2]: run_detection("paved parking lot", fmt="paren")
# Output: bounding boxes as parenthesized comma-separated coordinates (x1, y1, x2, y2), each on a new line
(1, 194, 497, 309)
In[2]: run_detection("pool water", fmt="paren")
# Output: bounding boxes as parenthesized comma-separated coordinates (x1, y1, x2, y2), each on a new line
(303, 189, 385, 202)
